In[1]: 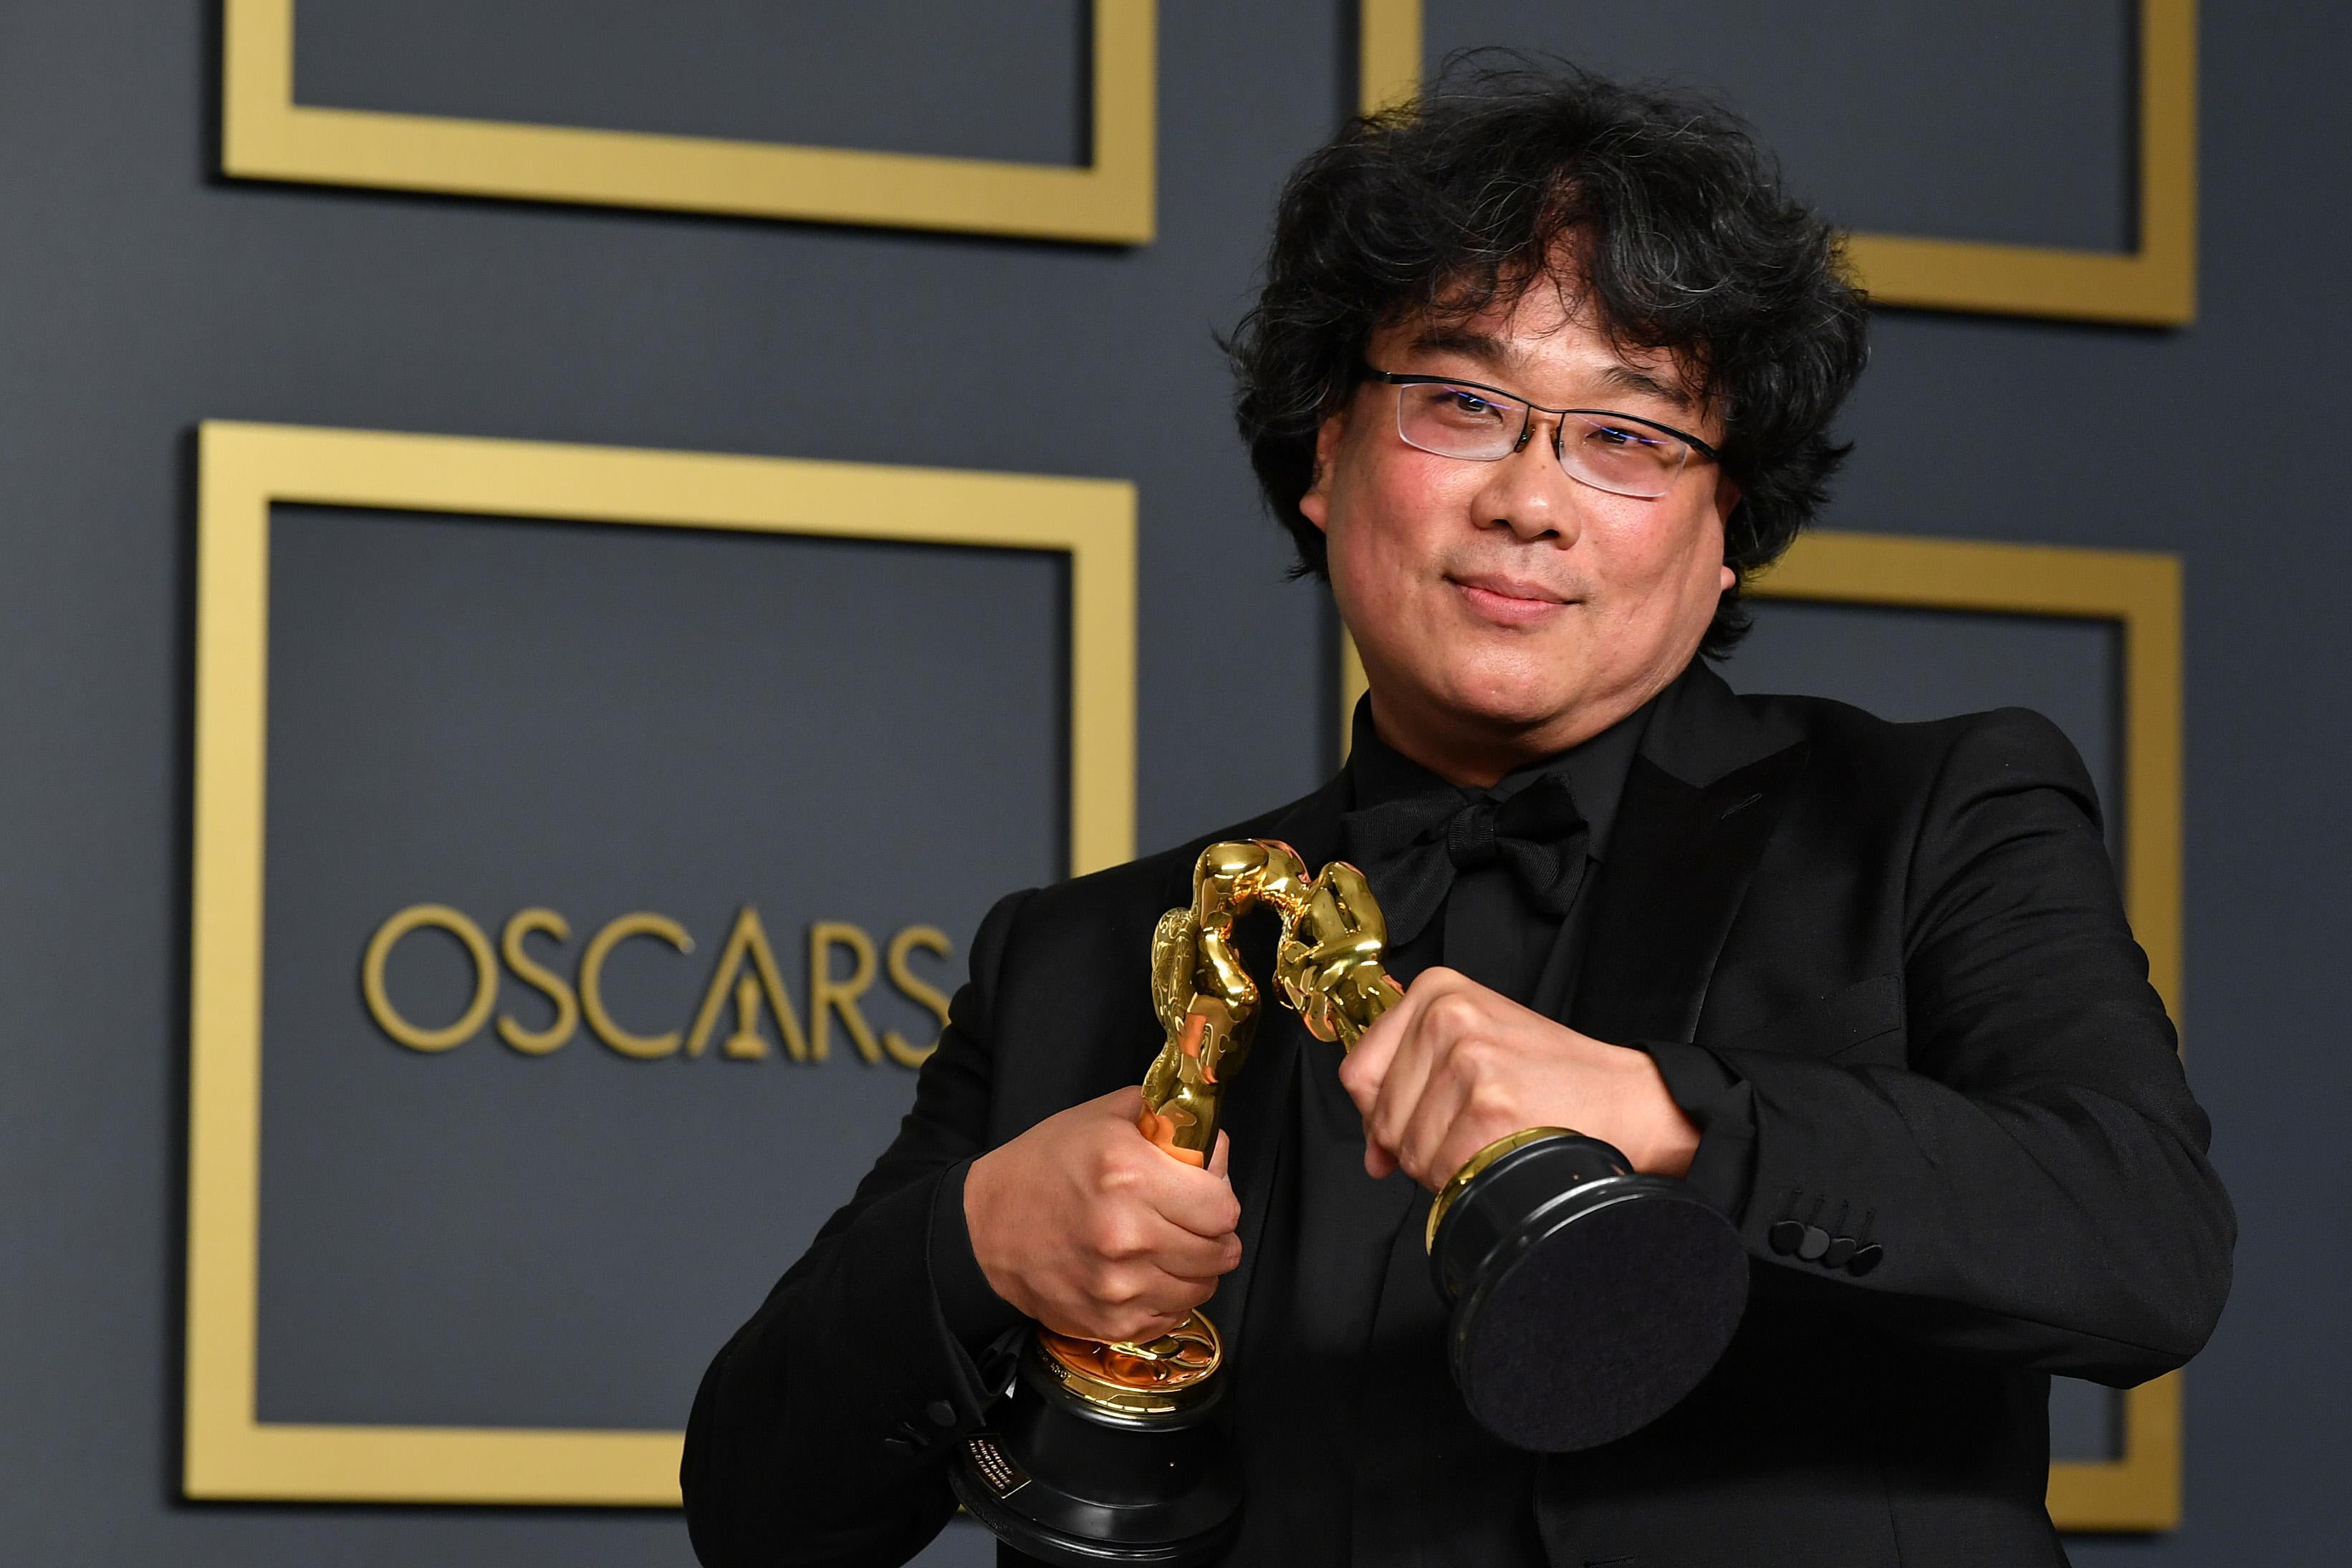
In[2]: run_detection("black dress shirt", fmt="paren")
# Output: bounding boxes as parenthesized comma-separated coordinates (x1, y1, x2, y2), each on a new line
(1231, 696, 1653, 1567)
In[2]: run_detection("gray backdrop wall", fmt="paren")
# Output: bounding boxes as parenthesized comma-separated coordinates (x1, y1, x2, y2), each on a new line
(0, 4, 2340, 1564)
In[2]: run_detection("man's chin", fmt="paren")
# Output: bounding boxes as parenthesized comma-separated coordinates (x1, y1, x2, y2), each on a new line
(1431, 676, 1591, 736)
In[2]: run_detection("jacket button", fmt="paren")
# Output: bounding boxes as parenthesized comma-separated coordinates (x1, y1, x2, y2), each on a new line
(1821, 1236, 1858, 1269)
(1796, 1225, 1831, 1261)
(1767, 1220, 1805, 1255)
(927, 1400, 958, 1428)
(1846, 1244, 1884, 1276)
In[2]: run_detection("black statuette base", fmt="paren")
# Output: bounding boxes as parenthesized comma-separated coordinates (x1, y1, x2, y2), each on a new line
(948, 1339, 1242, 1567)
(1431, 1132, 1749, 1454)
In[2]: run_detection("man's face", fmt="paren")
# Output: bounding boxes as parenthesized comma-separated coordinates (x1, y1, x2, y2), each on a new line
(1301, 278, 1739, 770)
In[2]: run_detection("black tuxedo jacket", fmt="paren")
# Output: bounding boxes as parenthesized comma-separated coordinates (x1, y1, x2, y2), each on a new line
(683, 665, 2233, 1568)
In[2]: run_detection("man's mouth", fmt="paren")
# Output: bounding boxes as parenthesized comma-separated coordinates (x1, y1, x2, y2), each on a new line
(1447, 572, 1574, 624)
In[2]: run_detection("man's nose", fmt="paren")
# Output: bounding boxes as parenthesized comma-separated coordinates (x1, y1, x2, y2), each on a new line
(1472, 417, 1583, 543)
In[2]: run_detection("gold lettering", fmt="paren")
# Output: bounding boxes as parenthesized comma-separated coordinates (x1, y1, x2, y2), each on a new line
(684, 905, 809, 1061)
(497, 908, 578, 1054)
(362, 904, 497, 1052)
(883, 925, 954, 1068)
(810, 921, 882, 1064)
(725, 976, 763, 1057)
(580, 913, 693, 1059)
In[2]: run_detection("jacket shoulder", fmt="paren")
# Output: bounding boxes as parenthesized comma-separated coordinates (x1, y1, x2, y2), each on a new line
(1737, 689, 2096, 802)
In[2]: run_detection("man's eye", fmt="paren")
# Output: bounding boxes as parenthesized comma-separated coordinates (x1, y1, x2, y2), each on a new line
(1444, 391, 1504, 418)
(1584, 423, 1661, 451)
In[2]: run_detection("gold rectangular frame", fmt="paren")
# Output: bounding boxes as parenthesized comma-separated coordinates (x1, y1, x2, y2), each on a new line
(184, 421, 1138, 1504)
(1358, 0, 2197, 324)
(221, 0, 1155, 243)
(1340, 530, 2185, 1530)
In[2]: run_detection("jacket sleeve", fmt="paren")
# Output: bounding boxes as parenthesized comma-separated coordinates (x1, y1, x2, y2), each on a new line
(681, 888, 1034, 1567)
(1653, 708, 2235, 1387)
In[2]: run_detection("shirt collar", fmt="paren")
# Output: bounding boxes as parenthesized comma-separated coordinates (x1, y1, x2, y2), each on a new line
(1343, 689, 1657, 862)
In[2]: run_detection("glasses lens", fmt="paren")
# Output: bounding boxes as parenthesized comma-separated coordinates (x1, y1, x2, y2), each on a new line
(1560, 413, 1688, 499)
(1394, 381, 1523, 459)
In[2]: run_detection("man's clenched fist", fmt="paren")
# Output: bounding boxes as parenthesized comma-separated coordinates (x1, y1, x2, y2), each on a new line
(1337, 966, 1700, 1188)
(964, 1087, 1242, 1345)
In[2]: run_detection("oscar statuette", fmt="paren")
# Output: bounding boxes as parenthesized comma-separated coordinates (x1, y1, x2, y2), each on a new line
(951, 840, 1748, 1564)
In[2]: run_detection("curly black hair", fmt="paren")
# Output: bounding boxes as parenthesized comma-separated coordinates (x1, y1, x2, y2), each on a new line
(1227, 58, 1870, 655)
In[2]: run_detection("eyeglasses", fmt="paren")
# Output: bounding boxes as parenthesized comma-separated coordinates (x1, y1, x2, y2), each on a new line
(1362, 367, 1720, 501)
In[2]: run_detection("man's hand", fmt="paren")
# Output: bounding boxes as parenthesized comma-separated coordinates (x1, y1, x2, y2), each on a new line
(964, 1087, 1242, 1345)
(1337, 967, 1700, 1188)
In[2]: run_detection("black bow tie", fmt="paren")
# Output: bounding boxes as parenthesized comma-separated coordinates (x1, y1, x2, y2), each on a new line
(1340, 770, 1591, 947)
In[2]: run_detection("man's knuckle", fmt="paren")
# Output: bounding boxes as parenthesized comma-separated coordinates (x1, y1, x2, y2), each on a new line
(1429, 994, 1483, 1033)
(1466, 1078, 1517, 1118)
(1451, 1031, 1502, 1069)
(1086, 1216, 1133, 1259)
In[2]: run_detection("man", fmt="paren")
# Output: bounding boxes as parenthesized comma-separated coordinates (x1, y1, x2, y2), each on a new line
(683, 66, 2232, 1567)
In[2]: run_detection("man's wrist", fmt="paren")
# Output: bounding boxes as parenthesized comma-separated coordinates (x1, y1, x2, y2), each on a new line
(1621, 1047, 1702, 1177)
(1636, 1041, 1757, 1215)
(927, 1158, 1027, 1350)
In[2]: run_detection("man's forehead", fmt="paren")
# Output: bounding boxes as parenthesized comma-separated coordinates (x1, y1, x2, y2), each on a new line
(1381, 302, 1700, 410)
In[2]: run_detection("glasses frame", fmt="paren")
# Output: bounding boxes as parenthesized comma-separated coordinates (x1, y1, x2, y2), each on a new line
(1361, 366, 1721, 498)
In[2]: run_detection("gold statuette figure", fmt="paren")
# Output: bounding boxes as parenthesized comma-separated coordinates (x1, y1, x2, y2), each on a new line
(1040, 838, 1405, 1407)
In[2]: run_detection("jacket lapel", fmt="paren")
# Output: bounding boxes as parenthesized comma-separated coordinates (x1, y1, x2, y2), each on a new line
(1570, 664, 1807, 1045)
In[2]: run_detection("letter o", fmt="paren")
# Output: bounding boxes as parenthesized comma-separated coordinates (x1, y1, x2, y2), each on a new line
(362, 904, 498, 1052)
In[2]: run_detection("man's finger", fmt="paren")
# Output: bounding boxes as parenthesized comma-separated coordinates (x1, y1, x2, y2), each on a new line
(1147, 1158, 1246, 1240)
(1338, 975, 1424, 1111)
(1141, 1216, 1243, 1279)
(1366, 999, 1451, 1165)
(1395, 1055, 1477, 1188)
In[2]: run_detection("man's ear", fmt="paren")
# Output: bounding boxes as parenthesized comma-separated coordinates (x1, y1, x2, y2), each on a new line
(1714, 473, 1745, 592)
(1298, 410, 1348, 534)
(1712, 468, 1744, 528)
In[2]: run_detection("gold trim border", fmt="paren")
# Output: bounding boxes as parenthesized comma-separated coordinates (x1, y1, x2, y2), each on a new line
(185, 422, 1138, 1505)
(222, 0, 1156, 244)
(1357, 0, 2197, 324)
(1342, 530, 2185, 1530)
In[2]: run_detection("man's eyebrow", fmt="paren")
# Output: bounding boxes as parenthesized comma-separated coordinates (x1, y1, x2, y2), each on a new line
(1594, 362, 1697, 411)
(1401, 327, 1520, 375)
